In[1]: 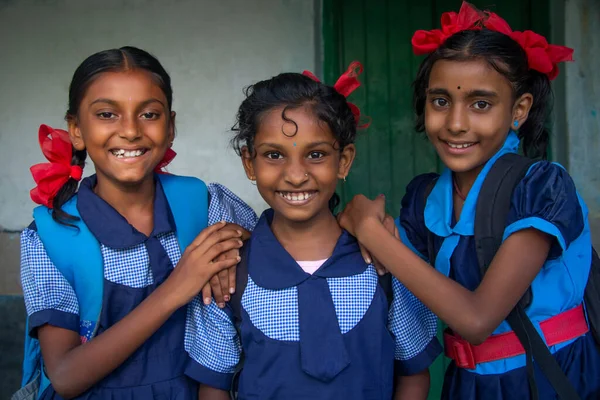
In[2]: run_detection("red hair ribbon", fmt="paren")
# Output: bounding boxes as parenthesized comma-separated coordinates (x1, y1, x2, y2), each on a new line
(30, 124, 83, 208)
(411, 1, 574, 80)
(302, 61, 370, 128)
(154, 147, 176, 174)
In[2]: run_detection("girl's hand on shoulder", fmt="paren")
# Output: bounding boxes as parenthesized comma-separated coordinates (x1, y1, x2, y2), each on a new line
(337, 194, 386, 239)
(203, 223, 250, 308)
(164, 221, 243, 308)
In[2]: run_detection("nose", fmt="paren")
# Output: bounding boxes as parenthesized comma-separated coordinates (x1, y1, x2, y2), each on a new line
(284, 159, 309, 187)
(446, 104, 468, 136)
(118, 115, 142, 141)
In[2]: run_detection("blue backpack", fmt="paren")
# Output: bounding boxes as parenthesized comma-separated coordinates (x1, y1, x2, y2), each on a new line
(12, 174, 209, 400)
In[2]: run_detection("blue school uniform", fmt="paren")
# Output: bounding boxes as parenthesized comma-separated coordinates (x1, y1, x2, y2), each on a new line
(396, 131, 600, 400)
(185, 209, 442, 400)
(20, 175, 258, 400)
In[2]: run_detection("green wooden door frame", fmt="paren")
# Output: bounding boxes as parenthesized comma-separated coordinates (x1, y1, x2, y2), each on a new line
(321, 1, 555, 398)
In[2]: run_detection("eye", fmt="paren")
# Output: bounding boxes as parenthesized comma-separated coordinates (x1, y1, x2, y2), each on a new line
(473, 100, 491, 110)
(97, 112, 116, 119)
(265, 151, 283, 160)
(307, 151, 324, 159)
(141, 112, 160, 119)
(432, 98, 449, 108)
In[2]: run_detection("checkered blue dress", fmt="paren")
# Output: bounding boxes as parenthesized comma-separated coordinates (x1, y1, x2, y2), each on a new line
(20, 175, 257, 400)
(184, 209, 442, 399)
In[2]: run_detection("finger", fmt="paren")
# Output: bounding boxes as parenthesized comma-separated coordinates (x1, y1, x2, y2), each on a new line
(210, 274, 225, 308)
(217, 269, 230, 301)
(203, 238, 244, 262)
(190, 228, 243, 259)
(394, 225, 400, 240)
(201, 284, 212, 306)
(359, 243, 372, 264)
(228, 264, 237, 295)
(186, 221, 229, 253)
(373, 258, 388, 276)
(208, 257, 241, 282)
(383, 215, 395, 235)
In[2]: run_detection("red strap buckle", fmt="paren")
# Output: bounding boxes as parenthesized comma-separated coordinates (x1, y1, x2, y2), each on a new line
(445, 335, 476, 369)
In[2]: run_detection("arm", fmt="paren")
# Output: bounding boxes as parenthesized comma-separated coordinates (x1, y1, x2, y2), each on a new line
(340, 195, 551, 344)
(394, 369, 430, 400)
(198, 385, 230, 399)
(38, 222, 243, 398)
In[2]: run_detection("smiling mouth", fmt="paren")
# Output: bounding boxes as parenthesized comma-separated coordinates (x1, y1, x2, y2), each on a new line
(445, 141, 476, 149)
(109, 149, 148, 158)
(276, 191, 317, 202)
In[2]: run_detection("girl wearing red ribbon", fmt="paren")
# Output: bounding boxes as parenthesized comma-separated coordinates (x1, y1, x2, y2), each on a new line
(337, 2, 600, 400)
(19, 46, 258, 400)
(190, 64, 441, 399)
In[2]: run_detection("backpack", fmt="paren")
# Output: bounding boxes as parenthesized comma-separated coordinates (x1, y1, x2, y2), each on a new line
(424, 152, 600, 400)
(226, 242, 394, 399)
(12, 174, 209, 400)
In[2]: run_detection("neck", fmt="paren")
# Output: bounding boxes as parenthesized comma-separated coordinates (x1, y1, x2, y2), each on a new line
(270, 207, 342, 261)
(453, 165, 484, 199)
(94, 173, 156, 219)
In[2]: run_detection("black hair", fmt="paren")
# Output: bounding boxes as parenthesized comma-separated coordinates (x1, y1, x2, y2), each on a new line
(413, 28, 552, 160)
(53, 46, 173, 225)
(232, 72, 358, 213)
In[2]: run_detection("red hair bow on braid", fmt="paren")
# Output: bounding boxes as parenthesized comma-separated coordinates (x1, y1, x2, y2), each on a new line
(302, 61, 370, 128)
(154, 147, 176, 174)
(30, 124, 83, 208)
(411, 1, 574, 80)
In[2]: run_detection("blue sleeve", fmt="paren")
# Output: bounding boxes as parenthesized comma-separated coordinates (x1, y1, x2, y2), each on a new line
(207, 183, 258, 231)
(396, 173, 439, 261)
(503, 162, 584, 258)
(20, 227, 80, 337)
(184, 297, 241, 390)
(388, 277, 442, 375)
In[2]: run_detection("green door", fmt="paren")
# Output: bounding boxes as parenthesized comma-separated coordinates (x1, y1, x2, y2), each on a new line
(322, 0, 549, 398)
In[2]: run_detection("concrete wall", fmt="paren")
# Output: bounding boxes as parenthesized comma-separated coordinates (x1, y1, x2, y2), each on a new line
(0, 0, 318, 294)
(564, 0, 600, 249)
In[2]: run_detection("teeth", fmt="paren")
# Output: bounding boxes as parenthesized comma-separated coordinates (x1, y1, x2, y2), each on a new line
(111, 149, 145, 158)
(448, 142, 474, 149)
(278, 192, 314, 202)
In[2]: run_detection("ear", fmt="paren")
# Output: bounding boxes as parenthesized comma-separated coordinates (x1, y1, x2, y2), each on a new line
(240, 146, 256, 181)
(168, 111, 176, 144)
(337, 143, 356, 180)
(67, 117, 85, 151)
(512, 93, 533, 129)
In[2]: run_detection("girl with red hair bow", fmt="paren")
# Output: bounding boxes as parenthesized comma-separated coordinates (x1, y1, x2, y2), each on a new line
(338, 2, 600, 399)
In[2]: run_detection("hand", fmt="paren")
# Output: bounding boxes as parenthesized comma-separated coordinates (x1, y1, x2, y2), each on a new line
(357, 214, 398, 275)
(165, 221, 243, 308)
(337, 194, 386, 239)
(202, 223, 250, 308)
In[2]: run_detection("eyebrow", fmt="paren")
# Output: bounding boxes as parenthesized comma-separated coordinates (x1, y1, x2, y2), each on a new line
(254, 141, 335, 150)
(426, 88, 499, 99)
(89, 98, 167, 108)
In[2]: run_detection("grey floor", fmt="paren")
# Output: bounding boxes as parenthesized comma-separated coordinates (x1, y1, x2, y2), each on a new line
(0, 296, 26, 399)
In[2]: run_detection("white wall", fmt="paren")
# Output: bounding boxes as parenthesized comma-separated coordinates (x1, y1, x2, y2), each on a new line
(0, 0, 317, 230)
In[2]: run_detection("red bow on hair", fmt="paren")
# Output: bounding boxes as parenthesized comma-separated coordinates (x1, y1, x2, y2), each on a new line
(154, 147, 177, 174)
(484, 12, 574, 80)
(411, 2, 482, 56)
(30, 125, 83, 208)
(411, 1, 574, 80)
(302, 61, 370, 128)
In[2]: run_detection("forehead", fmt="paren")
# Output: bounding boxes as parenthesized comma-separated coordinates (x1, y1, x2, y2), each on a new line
(82, 70, 167, 103)
(256, 105, 335, 143)
(428, 59, 513, 96)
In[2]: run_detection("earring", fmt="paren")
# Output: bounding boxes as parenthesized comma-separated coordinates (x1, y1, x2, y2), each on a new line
(513, 120, 519, 128)
(343, 176, 347, 182)
(305, 173, 308, 177)
(250, 176, 257, 186)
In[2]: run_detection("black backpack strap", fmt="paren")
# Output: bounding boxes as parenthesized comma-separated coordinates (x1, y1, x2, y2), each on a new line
(228, 244, 249, 400)
(378, 273, 393, 309)
(475, 153, 581, 400)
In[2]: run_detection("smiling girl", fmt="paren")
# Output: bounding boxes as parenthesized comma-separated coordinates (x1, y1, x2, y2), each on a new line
(337, 3, 600, 399)
(19, 46, 256, 400)
(187, 64, 442, 400)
